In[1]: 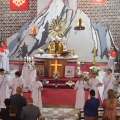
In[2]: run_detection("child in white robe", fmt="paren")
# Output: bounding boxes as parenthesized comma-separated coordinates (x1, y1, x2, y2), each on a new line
(74, 75, 88, 110)
(87, 72, 102, 98)
(30, 76, 43, 110)
(11, 71, 25, 95)
(0, 68, 11, 108)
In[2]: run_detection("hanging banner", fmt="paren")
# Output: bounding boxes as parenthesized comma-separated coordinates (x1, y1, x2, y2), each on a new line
(10, 0, 28, 10)
(92, 0, 106, 4)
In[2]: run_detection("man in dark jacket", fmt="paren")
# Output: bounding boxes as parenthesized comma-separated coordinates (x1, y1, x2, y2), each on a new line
(21, 98, 41, 120)
(3, 105, 21, 120)
(10, 87, 27, 118)
(84, 89, 100, 119)
(0, 98, 11, 119)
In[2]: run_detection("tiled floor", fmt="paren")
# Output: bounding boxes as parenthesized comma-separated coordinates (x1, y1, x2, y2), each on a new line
(41, 108, 78, 120)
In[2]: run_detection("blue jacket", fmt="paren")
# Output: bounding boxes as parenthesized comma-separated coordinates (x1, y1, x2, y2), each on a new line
(84, 97, 100, 116)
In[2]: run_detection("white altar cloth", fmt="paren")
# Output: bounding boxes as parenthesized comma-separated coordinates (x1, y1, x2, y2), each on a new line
(22, 66, 36, 91)
(34, 54, 78, 59)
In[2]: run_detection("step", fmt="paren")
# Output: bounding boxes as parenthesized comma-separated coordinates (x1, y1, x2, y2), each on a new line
(43, 83, 73, 89)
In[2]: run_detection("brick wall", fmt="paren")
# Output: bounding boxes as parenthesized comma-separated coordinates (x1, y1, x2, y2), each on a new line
(0, 0, 37, 39)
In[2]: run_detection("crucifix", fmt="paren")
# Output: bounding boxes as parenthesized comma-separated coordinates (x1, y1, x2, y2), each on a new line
(51, 60, 62, 72)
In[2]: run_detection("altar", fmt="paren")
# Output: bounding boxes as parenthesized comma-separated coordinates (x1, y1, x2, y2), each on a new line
(34, 54, 78, 77)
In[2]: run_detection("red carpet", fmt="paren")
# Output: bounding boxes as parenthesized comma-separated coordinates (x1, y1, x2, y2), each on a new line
(23, 88, 102, 105)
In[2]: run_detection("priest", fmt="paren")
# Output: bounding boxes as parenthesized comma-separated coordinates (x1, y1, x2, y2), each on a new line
(2, 39, 10, 73)
(102, 69, 118, 100)
(29, 76, 43, 110)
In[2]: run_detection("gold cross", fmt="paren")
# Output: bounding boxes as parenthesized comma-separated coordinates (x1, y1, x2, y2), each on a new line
(51, 60, 62, 72)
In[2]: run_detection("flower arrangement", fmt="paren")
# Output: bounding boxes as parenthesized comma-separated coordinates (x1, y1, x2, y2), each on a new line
(38, 48, 45, 55)
(28, 61, 35, 71)
(89, 66, 101, 76)
(115, 92, 120, 101)
(82, 71, 89, 81)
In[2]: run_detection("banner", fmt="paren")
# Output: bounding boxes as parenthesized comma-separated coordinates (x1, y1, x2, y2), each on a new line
(10, 0, 28, 10)
(92, 0, 106, 4)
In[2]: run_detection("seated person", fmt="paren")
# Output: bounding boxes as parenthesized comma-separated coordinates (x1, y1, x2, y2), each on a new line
(3, 105, 21, 120)
(0, 99, 11, 119)
(84, 89, 100, 120)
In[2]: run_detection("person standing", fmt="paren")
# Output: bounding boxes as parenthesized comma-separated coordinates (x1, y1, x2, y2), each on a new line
(0, 68, 11, 108)
(10, 87, 27, 118)
(0, 41, 5, 69)
(11, 71, 25, 95)
(102, 69, 117, 100)
(2, 39, 10, 73)
(108, 46, 116, 73)
(30, 76, 43, 110)
(21, 98, 41, 120)
(74, 75, 88, 110)
(3, 105, 21, 120)
(87, 72, 102, 98)
(102, 89, 118, 120)
(84, 89, 100, 120)
(0, 99, 11, 119)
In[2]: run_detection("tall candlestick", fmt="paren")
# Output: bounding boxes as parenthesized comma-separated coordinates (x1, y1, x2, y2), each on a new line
(32, 57, 34, 62)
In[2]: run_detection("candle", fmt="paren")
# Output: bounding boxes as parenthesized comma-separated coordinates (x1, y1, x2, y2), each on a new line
(32, 57, 34, 62)
(24, 57, 26, 61)
(26, 56, 28, 62)
(29, 57, 31, 62)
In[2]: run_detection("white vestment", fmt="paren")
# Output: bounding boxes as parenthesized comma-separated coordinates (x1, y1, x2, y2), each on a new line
(11, 77, 25, 95)
(4, 49, 10, 72)
(0, 75, 10, 108)
(0, 52, 6, 70)
(88, 78, 100, 98)
(108, 56, 115, 73)
(74, 80, 87, 109)
(103, 74, 116, 100)
(30, 81, 43, 110)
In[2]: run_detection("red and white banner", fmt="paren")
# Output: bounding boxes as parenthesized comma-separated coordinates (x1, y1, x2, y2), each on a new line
(10, 0, 28, 10)
(92, 0, 106, 4)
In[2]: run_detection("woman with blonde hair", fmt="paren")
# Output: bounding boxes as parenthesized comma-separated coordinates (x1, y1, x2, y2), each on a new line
(102, 89, 118, 120)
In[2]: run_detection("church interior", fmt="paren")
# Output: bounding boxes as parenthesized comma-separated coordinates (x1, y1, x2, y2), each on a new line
(0, 0, 120, 120)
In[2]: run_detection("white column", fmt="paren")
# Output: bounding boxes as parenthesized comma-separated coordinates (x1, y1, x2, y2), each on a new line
(37, 0, 52, 14)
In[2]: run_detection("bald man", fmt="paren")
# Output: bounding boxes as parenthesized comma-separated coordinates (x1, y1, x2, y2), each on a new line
(10, 87, 27, 118)
(21, 98, 41, 120)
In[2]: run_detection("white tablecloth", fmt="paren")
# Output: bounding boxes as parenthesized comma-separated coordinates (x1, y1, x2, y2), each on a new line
(22, 66, 36, 91)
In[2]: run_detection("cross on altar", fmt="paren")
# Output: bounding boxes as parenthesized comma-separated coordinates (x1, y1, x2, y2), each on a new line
(51, 60, 62, 72)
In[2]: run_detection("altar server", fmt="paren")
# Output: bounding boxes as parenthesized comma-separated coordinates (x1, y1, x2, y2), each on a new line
(0, 68, 11, 108)
(74, 75, 88, 110)
(30, 76, 43, 110)
(11, 71, 25, 95)
(0, 41, 5, 69)
(108, 46, 116, 73)
(2, 39, 10, 73)
(87, 72, 102, 98)
(102, 69, 117, 100)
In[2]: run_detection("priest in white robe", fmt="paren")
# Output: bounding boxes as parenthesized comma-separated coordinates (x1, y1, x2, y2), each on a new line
(0, 68, 11, 108)
(2, 39, 10, 73)
(102, 69, 117, 100)
(88, 72, 102, 98)
(11, 71, 25, 95)
(74, 75, 88, 110)
(30, 76, 43, 110)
